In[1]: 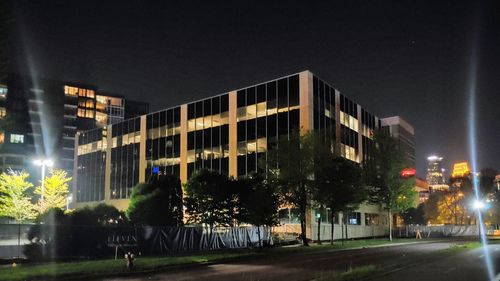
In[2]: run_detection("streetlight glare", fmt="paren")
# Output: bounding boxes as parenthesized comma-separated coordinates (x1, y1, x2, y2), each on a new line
(472, 200, 485, 210)
(33, 158, 54, 167)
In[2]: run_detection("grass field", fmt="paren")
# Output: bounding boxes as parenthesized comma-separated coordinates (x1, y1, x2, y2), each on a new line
(0, 238, 432, 281)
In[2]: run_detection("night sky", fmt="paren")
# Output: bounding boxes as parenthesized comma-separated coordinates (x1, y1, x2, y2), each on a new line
(5, 0, 500, 177)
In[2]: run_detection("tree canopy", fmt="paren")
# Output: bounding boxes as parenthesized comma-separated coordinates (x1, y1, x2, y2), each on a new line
(314, 156, 367, 243)
(126, 174, 183, 226)
(184, 169, 238, 229)
(35, 169, 71, 214)
(0, 170, 36, 222)
(364, 130, 417, 240)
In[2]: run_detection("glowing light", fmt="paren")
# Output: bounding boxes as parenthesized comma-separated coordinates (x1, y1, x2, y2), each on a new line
(400, 168, 416, 178)
(472, 200, 485, 210)
(466, 16, 496, 279)
(427, 155, 442, 161)
(451, 162, 470, 178)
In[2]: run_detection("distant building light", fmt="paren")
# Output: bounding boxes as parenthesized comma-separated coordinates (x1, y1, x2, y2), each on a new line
(452, 162, 470, 178)
(401, 168, 416, 178)
(427, 155, 442, 161)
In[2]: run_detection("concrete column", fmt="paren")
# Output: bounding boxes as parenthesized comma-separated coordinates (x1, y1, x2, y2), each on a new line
(180, 104, 188, 183)
(228, 91, 237, 178)
(299, 71, 313, 135)
(104, 126, 112, 200)
(139, 115, 147, 183)
(335, 90, 341, 152)
(72, 132, 79, 202)
(357, 104, 363, 163)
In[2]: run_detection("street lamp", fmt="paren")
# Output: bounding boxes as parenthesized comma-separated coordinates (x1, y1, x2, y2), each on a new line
(66, 194, 73, 210)
(472, 199, 485, 243)
(33, 158, 54, 201)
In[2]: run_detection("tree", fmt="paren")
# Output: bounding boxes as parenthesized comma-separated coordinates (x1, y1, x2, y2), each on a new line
(126, 174, 183, 226)
(184, 169, 238, 230)
(479, 168, 498, 198)
(314, 157, 367, 244)
(267, 131, 325, 246)
(364, 130, 417, 241)
(0, 170, 36, 222)
(35, 169, 71, 214)
(401, 203, 426, 225)
(237, 173, 280, 247)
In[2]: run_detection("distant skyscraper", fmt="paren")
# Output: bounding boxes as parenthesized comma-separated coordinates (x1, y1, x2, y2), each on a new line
(381, 116, 415, 166)
(426, 155, 448, 191)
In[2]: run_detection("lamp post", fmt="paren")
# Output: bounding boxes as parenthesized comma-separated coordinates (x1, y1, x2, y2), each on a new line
(33, 158, 54, 201)
(472, 199, 485, 243)
(66, 194, 73, 210)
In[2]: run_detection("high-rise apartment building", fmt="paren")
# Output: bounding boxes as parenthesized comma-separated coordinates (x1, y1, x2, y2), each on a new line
(381, 116, 415, 166)
(0, 74, 148, 175)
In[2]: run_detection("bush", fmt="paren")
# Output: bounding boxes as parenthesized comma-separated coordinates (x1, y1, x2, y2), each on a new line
(24, 204, 125, 261)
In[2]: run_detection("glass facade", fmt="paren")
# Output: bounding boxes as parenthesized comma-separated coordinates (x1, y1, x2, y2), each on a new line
(312, 76, 336, 146)
(76, 127, 106, 202)
(111, 117, 141, 199)
(236, 74, 300, 177)
(145, 107, 181, 180)
(75, 71, 381, 206)
(186, 95, 229, 178)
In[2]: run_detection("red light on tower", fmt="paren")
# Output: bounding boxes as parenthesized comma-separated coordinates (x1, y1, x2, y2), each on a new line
(401, 168, 416, 178)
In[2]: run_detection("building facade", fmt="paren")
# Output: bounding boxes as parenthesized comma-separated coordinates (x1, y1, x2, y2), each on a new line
(426, 155, 449, 191)
(0, 74, 148, 176)
(75, 70, 394, 239)
(381, 116, 415, 166)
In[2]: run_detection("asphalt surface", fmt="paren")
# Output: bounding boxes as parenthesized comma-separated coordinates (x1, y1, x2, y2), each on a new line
(371, 241, 500, 281)
(99, 240, 500, 281)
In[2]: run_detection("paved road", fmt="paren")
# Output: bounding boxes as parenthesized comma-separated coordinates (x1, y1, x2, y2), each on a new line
(100, 240, 491, 281)
(372, 242, 500, 281)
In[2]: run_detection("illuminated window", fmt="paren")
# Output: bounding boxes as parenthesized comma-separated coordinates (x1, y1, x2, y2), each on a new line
(10, 134, 24, 144)
(0, 131, 4, 144)
(77, 108, 86, 117)
(85, 100, 94, 108)
(85, 110, 94, 118)
(87, 90, 95, 98)
(0, 107, 6, 118)
(64, 85, 78, 96)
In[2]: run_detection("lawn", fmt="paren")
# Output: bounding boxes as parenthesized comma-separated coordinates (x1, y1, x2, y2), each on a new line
(0, 238, 428, 281)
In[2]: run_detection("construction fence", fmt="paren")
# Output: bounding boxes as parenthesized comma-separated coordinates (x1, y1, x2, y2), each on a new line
(0, 223, 272, 260)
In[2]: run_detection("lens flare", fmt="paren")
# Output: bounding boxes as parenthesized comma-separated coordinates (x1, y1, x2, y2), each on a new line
(467, 21, 496, 280)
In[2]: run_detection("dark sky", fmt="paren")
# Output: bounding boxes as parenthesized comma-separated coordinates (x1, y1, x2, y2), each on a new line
(5, 0, 500, 177)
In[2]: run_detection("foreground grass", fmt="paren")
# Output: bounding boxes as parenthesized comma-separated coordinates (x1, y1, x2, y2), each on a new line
(0, 238, 427, 281)
(0, 252, 255, 281)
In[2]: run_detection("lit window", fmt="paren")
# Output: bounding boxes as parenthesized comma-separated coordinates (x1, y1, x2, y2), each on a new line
(85, 100, 94, 108)
(85, 110, 94, 118)
(0, 85, 7, 100)
(77, 108, 86, 117)
(64, 85, 78, 96)
(0, 131, 4, 144)
(10, 134, 24, 144)
(0, 107, 6, 118)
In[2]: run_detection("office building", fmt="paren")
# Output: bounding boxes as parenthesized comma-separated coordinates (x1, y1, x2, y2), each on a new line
(381, 116, 415, 166)
(75, 70, 393, 239)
